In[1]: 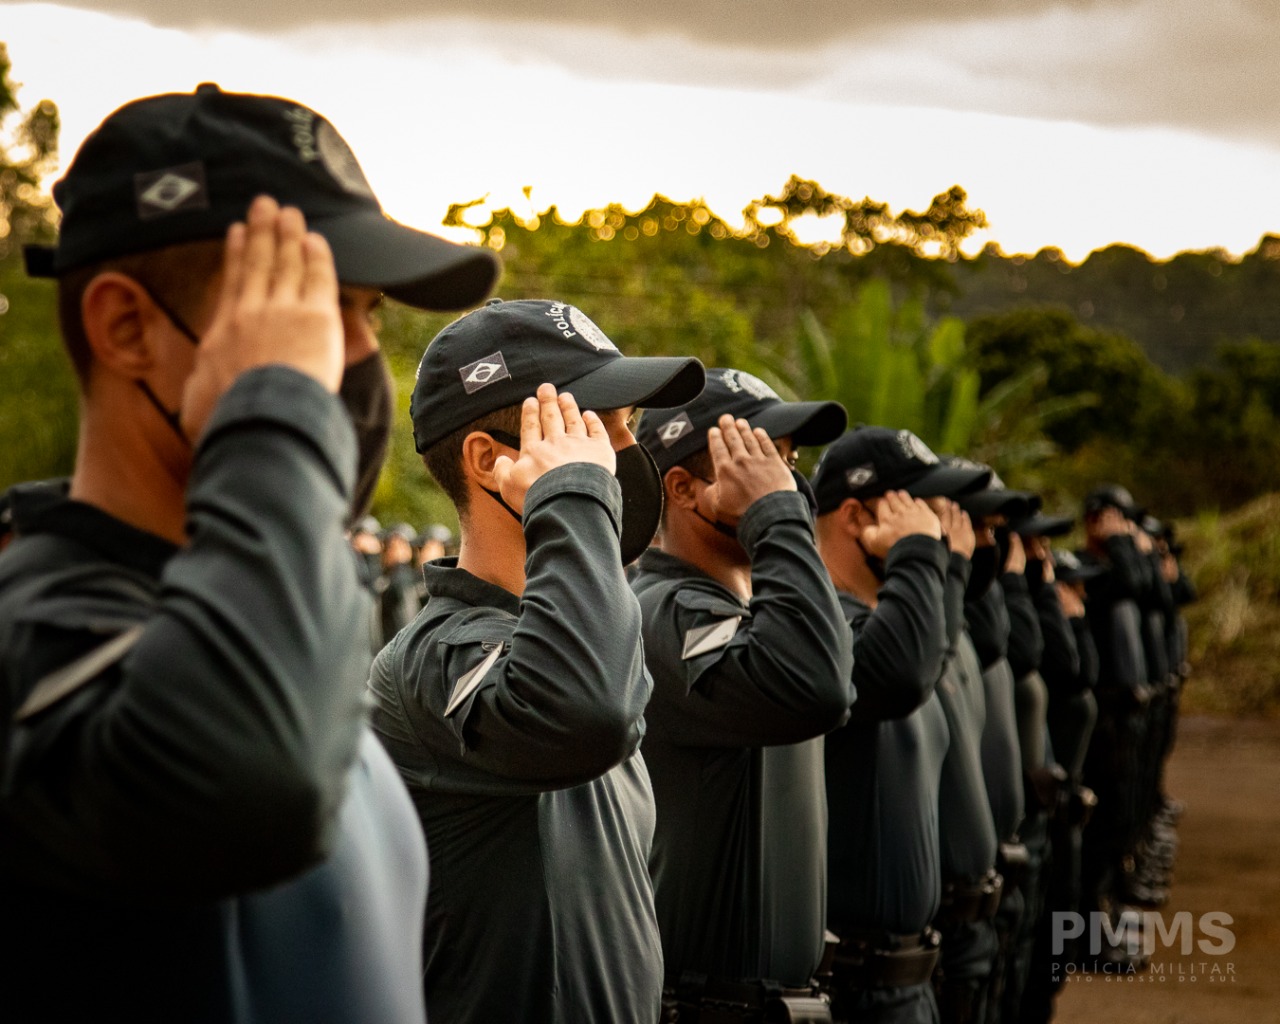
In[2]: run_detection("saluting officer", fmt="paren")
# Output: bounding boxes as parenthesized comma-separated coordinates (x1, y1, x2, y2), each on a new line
(368, 299, 703, 1024)
(632, 368, 851, 1023)
(810, 427, 991, 1024)
(0, 85, 498, 1023)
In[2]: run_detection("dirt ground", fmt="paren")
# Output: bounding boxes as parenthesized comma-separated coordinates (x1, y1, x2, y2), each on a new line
(1053, 715, 1280, 1024)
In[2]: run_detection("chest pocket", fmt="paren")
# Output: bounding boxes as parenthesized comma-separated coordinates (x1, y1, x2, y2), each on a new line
(672, 588, 749, 661)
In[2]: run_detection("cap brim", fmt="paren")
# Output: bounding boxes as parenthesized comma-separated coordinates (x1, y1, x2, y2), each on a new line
(1059, 563, 1107, 583)
(902, 464, 993, 500)
(313, 210, 501, 312)
(562, 355, 706, 412)
(961, 489, 1041, 520)
(1014, 512, 1075, 537)
(751, 400, 848, 447)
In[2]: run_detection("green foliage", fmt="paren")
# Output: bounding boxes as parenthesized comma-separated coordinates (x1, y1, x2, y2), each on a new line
(0, 43, 72, 490)
(1177, 494, 1280, 717)
(965, 305, 1176, 451)
(793, 280, 980, 450)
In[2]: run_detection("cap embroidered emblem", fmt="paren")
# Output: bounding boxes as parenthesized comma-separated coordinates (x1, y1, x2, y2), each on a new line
(134, 163, 209, 219)
(460, 351, 511, 394)
(316, 120, 375, 199)
(658, 412, 694, 447)
(846, 464, 877, 489)
(568, 305, 618, 352)
(721, 369, 779, 402)
(897, 430, 939, 465)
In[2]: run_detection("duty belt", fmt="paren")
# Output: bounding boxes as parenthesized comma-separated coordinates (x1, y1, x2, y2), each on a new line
(935, 869, 1004, 925)
(828, 926, 941, 991)
(996, 841, 1030, 890)
(661, 971, 833, 1023)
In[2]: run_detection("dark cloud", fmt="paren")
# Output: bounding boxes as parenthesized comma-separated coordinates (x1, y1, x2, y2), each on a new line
(22, 0, 1280, 146)
(23, 0, 1093, 43)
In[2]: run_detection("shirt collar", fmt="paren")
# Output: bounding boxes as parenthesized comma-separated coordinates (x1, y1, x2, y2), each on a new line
(7, 480, 178, 580)
(422, 556, 521, 616)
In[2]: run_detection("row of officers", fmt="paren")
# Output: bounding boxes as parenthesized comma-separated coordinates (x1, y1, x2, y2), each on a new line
(341, 301, 1194, 1024)
(0, 86, 1194, 1024)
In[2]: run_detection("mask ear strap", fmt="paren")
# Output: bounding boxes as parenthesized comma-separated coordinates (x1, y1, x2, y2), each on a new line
(479, 430, 524, 524)
(135, 380, 190, 448)
(686, 473, 739, 540)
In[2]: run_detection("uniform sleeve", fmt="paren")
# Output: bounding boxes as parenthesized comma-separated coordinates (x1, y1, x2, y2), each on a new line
(1035, 584, 1082, 695)
(641, 491, 853, 748)
(1001, 572, 1044, 680)
(846, 535, 948, 723)
(1098, 534, 1153, 601)
(2, 367, 370, 900)
(1072, 617, 1100, 691)
(377, 464, 649, 790)
(965, 584, 1010, 670)
(944, 552, 971, 649)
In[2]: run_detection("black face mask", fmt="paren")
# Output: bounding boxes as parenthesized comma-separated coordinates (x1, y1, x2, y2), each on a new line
(1025, 555, 1045, 592)
(966, 544, 998, 601)
(857, 538, 887, 582)
(993, 524, 1012, 574)
(481, 432, 664, 566)
(339, 352, 395, 526)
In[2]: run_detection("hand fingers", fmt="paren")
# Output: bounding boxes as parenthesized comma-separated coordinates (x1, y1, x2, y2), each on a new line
(736, 419, 763, 457)
(271, 206, 306, 297)
(707, 425, 731, 472)
(753, 427, 781, 464)
(518, 395, 541, 447)
(300, 232, 338, 305)
(558, 392, 586, 436)
(717, 414, 746, 460)
(213, 222, 247, 320)
(238, 195, 280, 309)
(491, 454, 516, 494)
(538, 383, 565, 439)
(582, 409, 608, 442)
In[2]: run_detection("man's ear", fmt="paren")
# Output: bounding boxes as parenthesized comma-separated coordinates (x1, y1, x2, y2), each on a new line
(664, 465, 700, 511)
(840, 497, 871, 536)
(80, 272, 165, 378)
(460, 431, 509, 491)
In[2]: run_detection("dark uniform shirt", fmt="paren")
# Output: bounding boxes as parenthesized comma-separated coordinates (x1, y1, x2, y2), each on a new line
(369, 464, 662, 1024)
(965, 584, 1025, 843)
(936, 555, 999, 884)
(0, 367, 427, 1024)
(825, 535, 950, 935)
(631, 491, 854, 988)
(1080, 536, 1151, 698)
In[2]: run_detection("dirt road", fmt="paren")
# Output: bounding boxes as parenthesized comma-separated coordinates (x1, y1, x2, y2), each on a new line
(1054, 715, 1280, 1024)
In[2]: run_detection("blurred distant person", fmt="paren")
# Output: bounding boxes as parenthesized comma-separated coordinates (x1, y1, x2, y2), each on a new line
(380, 523, 422, 641)
(811, 427, 991, 1024)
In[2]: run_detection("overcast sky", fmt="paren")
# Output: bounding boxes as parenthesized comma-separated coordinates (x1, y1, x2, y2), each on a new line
(5, 0, 1280, 260)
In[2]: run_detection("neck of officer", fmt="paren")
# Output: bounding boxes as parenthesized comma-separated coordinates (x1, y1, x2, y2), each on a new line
(70, 382, 190, 547)
(817, 526, 880, 608)
(660, 512, 753, 601)
(455, 494, 527, 598)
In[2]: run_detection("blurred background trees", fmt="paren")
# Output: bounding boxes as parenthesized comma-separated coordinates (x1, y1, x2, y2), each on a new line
(5, 41, 1280, 530)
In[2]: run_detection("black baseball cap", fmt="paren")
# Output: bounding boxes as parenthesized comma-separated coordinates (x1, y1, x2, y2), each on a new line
(410, 298, 705, 453)
(1083, 483, 1139, 520)
(810, 426, 992, 514)
(1013, 511, 1075, 538)
(25, 84, 499, 311)
(946, 458, 1041, 521)
(1054, 549, 1106, 584)
(636, 367, 846, 474)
